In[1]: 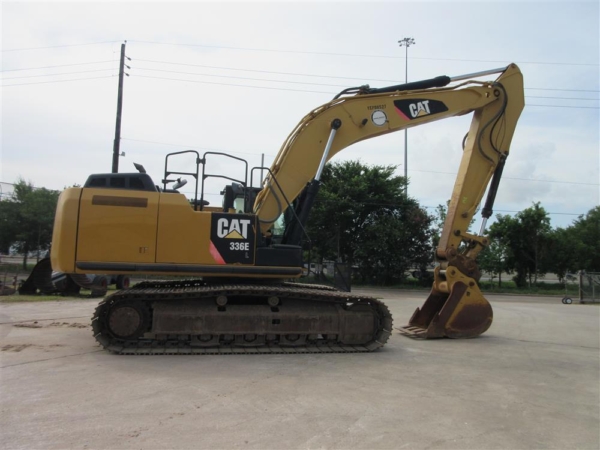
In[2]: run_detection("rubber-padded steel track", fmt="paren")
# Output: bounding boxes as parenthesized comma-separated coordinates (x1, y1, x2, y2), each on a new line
(92, 280, 393, 355)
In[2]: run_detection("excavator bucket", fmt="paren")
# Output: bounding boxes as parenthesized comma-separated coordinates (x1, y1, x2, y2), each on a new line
(399, 268, 493, 339)
(19, 257, 56, 295)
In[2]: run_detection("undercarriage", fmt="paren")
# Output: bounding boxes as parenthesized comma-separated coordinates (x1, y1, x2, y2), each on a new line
(92, 280, 393, 354)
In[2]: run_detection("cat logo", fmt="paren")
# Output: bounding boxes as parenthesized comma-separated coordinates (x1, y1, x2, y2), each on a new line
(217, 218, 252, 239)
(393, 99, 448, 121)
(409, 101, 431, 118)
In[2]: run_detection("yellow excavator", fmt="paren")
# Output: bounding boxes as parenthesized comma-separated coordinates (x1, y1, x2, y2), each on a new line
(51, 64, 524, 354)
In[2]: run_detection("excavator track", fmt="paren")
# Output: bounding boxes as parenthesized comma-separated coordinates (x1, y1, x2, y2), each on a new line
(92, 280, 392, 355)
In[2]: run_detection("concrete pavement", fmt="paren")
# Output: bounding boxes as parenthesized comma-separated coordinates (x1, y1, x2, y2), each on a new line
(1, 291, 598, 449)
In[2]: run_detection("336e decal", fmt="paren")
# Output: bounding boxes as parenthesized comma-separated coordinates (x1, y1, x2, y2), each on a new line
(210, 214, 256, 264)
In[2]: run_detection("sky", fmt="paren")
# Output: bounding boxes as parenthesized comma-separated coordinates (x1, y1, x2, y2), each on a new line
(1, 1, 599, 232)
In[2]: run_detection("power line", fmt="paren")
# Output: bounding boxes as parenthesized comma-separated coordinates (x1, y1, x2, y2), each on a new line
(505, 176, 599, 186)
(2, 69, 114, 80)
(128, 40, 598, 67)
(410, 169, 599, 186)
(1, 67, 597, 109)
(526, 96, 598, 101)
(135, 58, 402, 83)
(3, 38, 595, 66)
(1, 61, 114, 72)
(526, 87, 599, 93)
(133, 74, 332, 94)
(2, 64, 598, 105)
(527, 104, 599, 109)
(133, 67, 349, 88)
(2, 41, 121, 52)
(136, 58, 600, 93)
(133, 66, 598, 101)
(121, 137, 276, 158)
(305, 200, 587, 216)
(132, 75, 600, 109)
(2, 75, 114, 87)
(3, 58, 598, 95)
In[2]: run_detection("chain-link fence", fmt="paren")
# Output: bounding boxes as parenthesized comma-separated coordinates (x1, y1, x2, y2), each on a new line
(580, 271, 599, 304)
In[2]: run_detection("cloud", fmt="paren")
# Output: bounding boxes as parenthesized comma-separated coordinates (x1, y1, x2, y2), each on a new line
(1, 1, 598, 231)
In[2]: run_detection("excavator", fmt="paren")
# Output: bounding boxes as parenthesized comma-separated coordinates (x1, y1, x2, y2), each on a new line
(50, 63, 524, 354)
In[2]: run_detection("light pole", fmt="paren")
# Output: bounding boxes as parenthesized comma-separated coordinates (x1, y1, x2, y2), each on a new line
(398, 37, 415, 195)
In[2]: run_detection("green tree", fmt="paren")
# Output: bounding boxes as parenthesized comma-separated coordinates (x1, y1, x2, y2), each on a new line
(488, 203, 551, 288)
(308, 161, 404, 266)
(516, 202, 552, 285)
(431, 202, 448, 250)
(307, 160, 433, 284)
(355, 207, 433, 285)
(478, 240, 511, 287)
(0, 179, 60, 269)
(486, 214, 518, 287)
(545, 227, 581, 283)
(569, 206, 600, 271)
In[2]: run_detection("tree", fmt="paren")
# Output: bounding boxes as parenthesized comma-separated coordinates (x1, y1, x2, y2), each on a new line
(478, 240, 510, 288)
(431, 202, 448, 250)
(545, 227, 581, 283)
(306, 160, 434, 285)
(515, 202, 552, 285)
(488, 203, 551, 288)
(569, 206, 600, 272)
(0, 179, 60, 269)
(355, 207, 433, 285)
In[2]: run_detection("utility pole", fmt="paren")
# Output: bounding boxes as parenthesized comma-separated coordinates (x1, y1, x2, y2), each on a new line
(112, 41, 130, 173)
(398, 37, 415, 195)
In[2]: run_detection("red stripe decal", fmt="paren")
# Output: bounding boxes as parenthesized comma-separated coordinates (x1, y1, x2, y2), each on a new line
(395, 107, 410, 121)
(209, 241, 226, 265)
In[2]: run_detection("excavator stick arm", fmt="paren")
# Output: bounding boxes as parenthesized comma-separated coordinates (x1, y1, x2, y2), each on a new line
(401, 65, 523, 338)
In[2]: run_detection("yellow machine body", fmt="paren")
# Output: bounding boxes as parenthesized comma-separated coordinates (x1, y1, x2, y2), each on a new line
(52, 187, 302, 278)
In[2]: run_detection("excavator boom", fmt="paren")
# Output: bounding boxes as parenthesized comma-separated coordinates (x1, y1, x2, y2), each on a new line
(253, 65, 523, 232)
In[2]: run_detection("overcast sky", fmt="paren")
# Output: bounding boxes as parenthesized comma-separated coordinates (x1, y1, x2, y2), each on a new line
(1, 1, 598, 231)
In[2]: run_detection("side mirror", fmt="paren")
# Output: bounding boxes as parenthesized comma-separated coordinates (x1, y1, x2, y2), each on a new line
(172, 178, 188, 190)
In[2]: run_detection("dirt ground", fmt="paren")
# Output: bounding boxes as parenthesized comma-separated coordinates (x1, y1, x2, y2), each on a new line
(0, 290, 598, 450)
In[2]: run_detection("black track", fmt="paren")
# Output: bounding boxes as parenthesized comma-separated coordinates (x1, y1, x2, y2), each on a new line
(92, 280, 393, 355)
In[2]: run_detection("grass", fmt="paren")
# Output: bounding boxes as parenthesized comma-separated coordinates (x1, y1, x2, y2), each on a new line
(0, 291, 98, 303)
